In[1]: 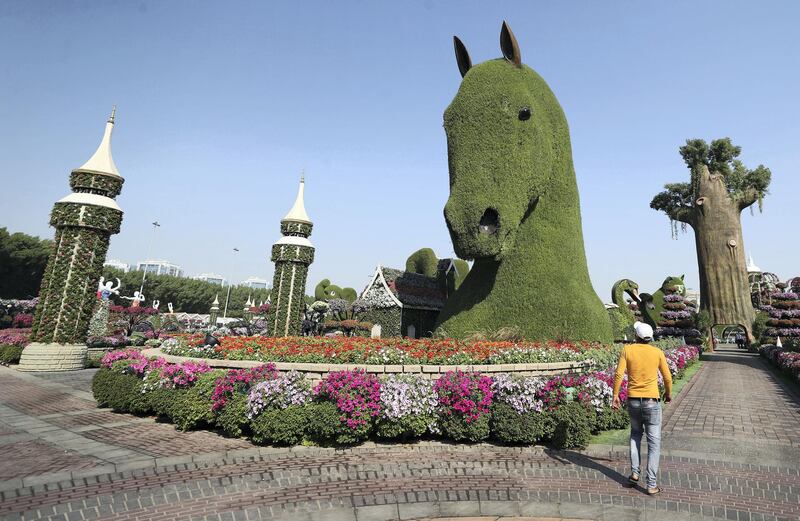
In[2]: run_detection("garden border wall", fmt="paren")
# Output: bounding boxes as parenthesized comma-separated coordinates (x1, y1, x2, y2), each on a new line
(142, 348, 593, 385)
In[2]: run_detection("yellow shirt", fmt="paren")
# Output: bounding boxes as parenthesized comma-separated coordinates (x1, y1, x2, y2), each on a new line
(613, 343, 673, 399)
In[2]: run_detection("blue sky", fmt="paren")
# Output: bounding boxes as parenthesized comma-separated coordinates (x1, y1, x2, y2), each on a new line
(1, 1, 798, 302)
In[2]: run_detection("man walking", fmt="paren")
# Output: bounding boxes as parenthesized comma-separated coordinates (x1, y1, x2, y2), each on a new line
(612, 321, 672, 495)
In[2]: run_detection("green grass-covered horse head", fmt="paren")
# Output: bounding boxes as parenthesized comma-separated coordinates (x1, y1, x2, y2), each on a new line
(436, 22, 612, 342)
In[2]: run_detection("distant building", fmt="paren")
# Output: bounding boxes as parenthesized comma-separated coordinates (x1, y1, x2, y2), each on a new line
(136, 260, 183, 277)
(194, 273, 226, 286)
(242, 277, 268, 289)
(104, 259, 130, 272)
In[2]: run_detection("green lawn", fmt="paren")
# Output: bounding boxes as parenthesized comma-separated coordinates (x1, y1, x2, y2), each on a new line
(589, 360, 703, 446)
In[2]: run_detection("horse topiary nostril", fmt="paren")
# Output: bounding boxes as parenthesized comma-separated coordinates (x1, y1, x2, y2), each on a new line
(479, 208, 499, 235)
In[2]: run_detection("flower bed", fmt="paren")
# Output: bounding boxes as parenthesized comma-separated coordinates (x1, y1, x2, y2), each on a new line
(160, 335, 617, 367)
(91, 345, 699, 450)
(760, 344, 800, 383)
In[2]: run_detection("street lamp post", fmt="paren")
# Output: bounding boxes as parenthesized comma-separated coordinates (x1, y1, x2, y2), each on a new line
(139, 221, 160, 296)
(223, 247, 239, 319)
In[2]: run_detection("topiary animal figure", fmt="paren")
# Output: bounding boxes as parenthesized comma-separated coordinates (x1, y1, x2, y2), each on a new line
(314, 279, 357, 303)
(609, 279, 641, 341)
(638, 275, 687, 329)
(435, 22, 612, 342)
(406, 248, 439, 277)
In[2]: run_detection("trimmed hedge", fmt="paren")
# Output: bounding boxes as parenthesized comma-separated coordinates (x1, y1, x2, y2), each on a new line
(0, 345, 23, 364)
(436, 47, 613, 343)
(91, 345, 698, 450)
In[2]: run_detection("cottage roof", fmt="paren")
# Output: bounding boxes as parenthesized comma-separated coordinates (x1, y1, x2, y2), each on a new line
(381, 267, 447, 310)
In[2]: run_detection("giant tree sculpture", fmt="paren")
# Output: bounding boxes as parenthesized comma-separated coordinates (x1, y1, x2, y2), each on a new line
(650, 139, 771, 341)
(435, 22, 612, 342)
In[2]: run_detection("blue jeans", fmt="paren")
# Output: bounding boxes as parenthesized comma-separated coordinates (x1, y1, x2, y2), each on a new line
(627, 398, 662, 489)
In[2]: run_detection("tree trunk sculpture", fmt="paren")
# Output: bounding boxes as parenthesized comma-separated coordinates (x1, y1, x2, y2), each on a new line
(650, 139, 771, 342)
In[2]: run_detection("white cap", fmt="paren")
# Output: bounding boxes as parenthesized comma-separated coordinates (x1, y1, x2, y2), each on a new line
(633, 321, 654, 341)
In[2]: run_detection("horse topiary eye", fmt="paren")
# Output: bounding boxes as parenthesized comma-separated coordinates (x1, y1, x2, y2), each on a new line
(518, 107, 531, 121)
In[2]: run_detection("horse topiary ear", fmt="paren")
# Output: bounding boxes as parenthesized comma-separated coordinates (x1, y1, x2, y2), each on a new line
(453, 36, 472, 78)
(500, 20, 522, 67)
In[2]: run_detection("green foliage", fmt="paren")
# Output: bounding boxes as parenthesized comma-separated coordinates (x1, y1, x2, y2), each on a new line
(215, 393, 250, 438)
(639, 275, 686, 328)
(170, 371, 223, 431)
(91, 368, 116, 407)
(340, 288, 358, 302)
(652, 337, 684, 351)
(101, 267, 270, 316)
(438, 413, 490, 442)
(91, 367, 150, 413)
(314, 279, 357, 303)
(490, 403, 554, 444)
(436, 54, 612, 342)
(360, 308, 402, 337)
(0, 345, 23, 364)
(551, 402, 594, 449)
(305, 401, 351, 445)
(0, 228, 52, 299)
(250, 406, 309, 445)
(752, 311, 770, 344)
(607, 308, 628, 342)
(592, 406, 629, 432)
(610, 279, 639, 339)
(650, 138, 772, 227)
(375, 414, 432, 440)
(149, 387, 182, 418)
(451, 259, 470, 289)
(406, 248, 439, 277)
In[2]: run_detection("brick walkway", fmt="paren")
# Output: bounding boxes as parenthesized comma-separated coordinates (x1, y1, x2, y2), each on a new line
(0, 347, 798, 521)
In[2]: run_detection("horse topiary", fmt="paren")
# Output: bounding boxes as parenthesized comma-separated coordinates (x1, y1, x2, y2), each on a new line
(435, 22, 612, 342)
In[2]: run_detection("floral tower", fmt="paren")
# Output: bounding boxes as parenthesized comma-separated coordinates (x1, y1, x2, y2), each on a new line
(20, 108, 124, 371)
(269, 177, 314, 337)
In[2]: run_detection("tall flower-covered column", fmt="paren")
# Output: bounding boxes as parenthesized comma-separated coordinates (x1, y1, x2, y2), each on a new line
(20, 109, 125, 371)
(269, 178, 315, 337)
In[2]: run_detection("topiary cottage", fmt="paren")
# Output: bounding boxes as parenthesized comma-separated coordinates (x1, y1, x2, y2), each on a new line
(358, 260, 465, 338)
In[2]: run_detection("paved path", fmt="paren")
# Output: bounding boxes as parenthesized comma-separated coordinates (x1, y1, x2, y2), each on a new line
(0, 347, 798, 521)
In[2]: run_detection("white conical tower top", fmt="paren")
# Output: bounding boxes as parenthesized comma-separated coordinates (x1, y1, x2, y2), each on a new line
(746, 253, 761, 273)
(75, 106, 121, 178)
(212, 293, 219, 307)
(281, 175, 311, 224)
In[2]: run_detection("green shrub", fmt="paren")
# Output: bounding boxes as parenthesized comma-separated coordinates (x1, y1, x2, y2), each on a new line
(305, 401, 370, 445)
(147, 387, 181, 418)
(752, 311, 770, 344)
(0, 345, 23, 364)
(438, 412, 490, 442)
(215, 393, 250, 438)
(592, 406, 629, 432)
(490, 402, 555, 444)
(91, 368, 149, 413)
(551, 402, 594, 449)
(375, 415, 431, 440)
(250, 405, 308, 445)
(91, 367, 117, 406)
(490, 403, 555, 444)
(170, 370, 224, 431)
(85, 352, 103, 368)
(653, 337, 683, 351)
(305, 402, 344, 445)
